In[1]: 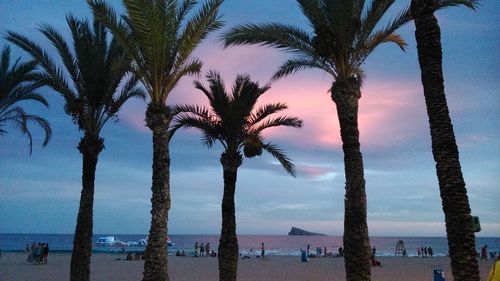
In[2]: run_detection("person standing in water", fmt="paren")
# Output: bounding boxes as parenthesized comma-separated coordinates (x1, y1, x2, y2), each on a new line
(261, 242, 265, 259)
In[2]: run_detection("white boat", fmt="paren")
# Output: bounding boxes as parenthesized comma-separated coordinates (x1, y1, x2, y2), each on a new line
(133, 236, 174, 247)
(95, 236, 126, 246)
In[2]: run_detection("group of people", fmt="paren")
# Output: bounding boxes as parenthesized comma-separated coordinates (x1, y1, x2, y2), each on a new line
(194, 242, 216, 257)
(175, 250, 187, 256)
(303, 245, 344, 258)
(26, 242, 49, 265)
(126, 252, 144, 260)
(417, 246, 434, 258)
(241, 242, 266, 260)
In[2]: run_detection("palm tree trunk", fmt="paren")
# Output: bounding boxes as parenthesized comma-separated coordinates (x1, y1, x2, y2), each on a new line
(143, 103, 172, 281)
(70, 134, 104, 281)
(331, 78, 371, 281)
(218, 151, 242, 281)
(411, 1, 480, 280)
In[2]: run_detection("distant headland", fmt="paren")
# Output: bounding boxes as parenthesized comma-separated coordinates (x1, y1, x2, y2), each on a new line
(288, 227, 326, 236)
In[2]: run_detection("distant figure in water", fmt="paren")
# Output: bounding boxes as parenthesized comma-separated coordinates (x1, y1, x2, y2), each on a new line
(261, 242, 265, 259)
(372, 246, 376, 257)
(428, 247, 433, 258)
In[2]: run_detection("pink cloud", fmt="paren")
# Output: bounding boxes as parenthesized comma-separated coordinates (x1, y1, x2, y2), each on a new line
(119, 42, 431, 153)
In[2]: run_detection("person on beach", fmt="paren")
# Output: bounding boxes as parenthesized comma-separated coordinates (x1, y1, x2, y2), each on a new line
(417, 247, 421, 257)
(482, 245, 489, 261)
(194, 242, 199, 257)
(428, 246, 433, 258)
(372, 246, 376, 257)
(205, 243, 210, 257)
(200, 242, 205, 257)
(43, 243, 49, 264)
(34, 243, 42, 265)
(307, 244, 310, 256)
(338, 247, 343, 257)
(488, 255, 500, 281)
(261, 242, 265, 259)
(324, 247, 327, 257)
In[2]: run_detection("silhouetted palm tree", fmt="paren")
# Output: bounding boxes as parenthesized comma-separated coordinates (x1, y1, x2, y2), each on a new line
(221, 1, 412, 279)
(7, 16, 144, 281)
(170, 71, 302, 281)
(411, 0, 480, 280)
(87, 1, 223, 280)
(0, 45, 51, 154)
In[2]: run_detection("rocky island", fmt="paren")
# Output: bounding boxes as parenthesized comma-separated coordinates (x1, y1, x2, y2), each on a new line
(288, 227, 326, 236)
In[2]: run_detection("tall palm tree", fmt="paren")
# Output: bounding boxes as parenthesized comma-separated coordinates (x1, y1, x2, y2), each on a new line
(221, 1, 413, 279)
(87, 1, 223, 280)
(411, 0, 480, 280)
(6, 16, 145, 281)
(0, 45, 51, 154)
(170, 71, 302, 281)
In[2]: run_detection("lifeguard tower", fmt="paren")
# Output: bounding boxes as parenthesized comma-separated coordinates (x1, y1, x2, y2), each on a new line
(394, 240, 407, 257)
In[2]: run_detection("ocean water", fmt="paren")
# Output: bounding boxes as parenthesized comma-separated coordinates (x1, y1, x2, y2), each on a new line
(1, 233, 498, 257)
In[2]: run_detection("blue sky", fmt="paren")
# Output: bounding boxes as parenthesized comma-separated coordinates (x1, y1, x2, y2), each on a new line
(0, 0, 498, 236)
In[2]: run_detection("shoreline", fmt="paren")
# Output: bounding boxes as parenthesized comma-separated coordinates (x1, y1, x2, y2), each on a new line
(1, 252, 495, 281)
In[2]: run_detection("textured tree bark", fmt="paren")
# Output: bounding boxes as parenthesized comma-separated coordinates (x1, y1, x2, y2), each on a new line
(218, 151, 242, 281)
(143, 103, 172, 281)
(70, 134, 104, 281)
(331, 78, 371, 281)
(411, 1, 480, 280)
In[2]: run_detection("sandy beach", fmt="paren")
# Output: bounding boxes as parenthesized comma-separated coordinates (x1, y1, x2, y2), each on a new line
(0, 252, 494, 281)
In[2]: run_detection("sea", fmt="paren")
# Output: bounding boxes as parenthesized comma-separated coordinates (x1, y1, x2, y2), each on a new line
(1, 234, 498, 258)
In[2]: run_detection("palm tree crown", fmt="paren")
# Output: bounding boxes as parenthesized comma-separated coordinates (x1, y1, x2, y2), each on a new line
(6, 16, 145, 136)
(88, 0, 223, 104)
(171, 71, 303, 176)
(222, 0, 412, 82)
(0, 45, 51, 154)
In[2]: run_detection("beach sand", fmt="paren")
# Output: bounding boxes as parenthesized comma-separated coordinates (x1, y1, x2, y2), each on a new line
(0, 252, 494, 281)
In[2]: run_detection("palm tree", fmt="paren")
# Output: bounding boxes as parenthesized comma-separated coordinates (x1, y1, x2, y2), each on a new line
(221, 1, 413, 279)
(0, 45, 51, 154)
(411, 0, 480, 280)
(6, 16, 145, 281)
(87, 1, 223, 280)
(170, 71, 302, 281)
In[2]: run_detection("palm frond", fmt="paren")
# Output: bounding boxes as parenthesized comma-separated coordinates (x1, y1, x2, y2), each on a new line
(250, 116, 303, 134)
(1, 106, 52, 154)
(248, 103, 288, 126)
(39, 19, 80, 88)
(272, 57, 334, 81)
(261, 142, 297, 177)
(436, 0, 479, 10)
(222, 23, 315, 55)
(358, 0, 396, 46)
(169, 111, 219, 147)
(5, 31, 77, 101)
(88, 0, 145, 79)
(176, 0, 223, 71)
(163, 58, 203, 99)
(297, 0, 328, 32)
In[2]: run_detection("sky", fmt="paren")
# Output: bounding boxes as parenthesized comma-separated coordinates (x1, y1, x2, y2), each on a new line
(0, 0, 498, 237)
